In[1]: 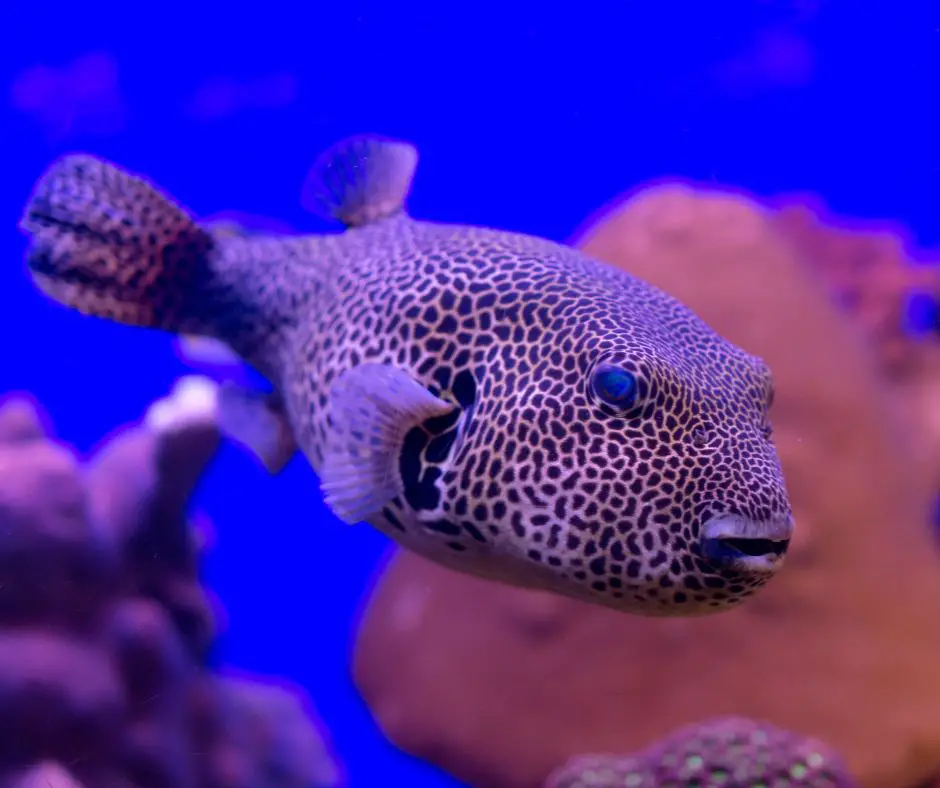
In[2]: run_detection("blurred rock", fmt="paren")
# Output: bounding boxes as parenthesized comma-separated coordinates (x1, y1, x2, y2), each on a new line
(353, 183, 940, 788)
(0, 762, 87, 788)
(546, 716, 857, 788)
(0, 632, 123, 770)
(0, 399, 118, 631)
(769, 199, 940, 488)
(770, 198, 937, 381)
(106, 598, 198, 788)
(0, 378, 341, 787)
(86, 377, 221, 660)
(0, 395, 50, 444)
(197, 676, 342, 788)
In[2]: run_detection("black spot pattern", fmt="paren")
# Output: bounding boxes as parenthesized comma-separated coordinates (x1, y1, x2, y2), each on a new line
(259, 213, 794, 617)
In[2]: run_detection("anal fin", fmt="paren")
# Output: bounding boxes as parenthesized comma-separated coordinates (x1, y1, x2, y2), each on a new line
(175, 334, 245, 369)
(215, 381, 298, 474)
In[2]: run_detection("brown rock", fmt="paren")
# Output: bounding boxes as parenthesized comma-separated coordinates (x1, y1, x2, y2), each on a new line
(769, 198, 939, 382)
(767, 200, 940, 488)
(352, 184, 940, 788)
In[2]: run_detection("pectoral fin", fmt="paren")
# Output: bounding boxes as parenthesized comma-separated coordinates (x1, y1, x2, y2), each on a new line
(320, 363, 456, 524)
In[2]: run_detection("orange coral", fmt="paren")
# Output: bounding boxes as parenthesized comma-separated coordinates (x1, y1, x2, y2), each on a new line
(770, 198, 940, 381)
(769, 198, 940, 482)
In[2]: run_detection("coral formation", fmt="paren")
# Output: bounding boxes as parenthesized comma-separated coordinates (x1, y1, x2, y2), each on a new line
(0, 379, 340, 788)
(352, 183, 940, 788)
(769, 199, 936, 380)
(545, 716, 856, 788)
(768, 200, 940, 484)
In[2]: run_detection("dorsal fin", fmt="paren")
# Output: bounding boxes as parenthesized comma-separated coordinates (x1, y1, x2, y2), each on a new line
(301, 134, 418, 228)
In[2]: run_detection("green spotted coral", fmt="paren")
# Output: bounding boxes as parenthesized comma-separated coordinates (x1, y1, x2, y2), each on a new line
(545, 716, 857, 788)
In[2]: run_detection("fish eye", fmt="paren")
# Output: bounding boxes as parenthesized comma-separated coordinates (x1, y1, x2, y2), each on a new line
(591, 363, 640, 410)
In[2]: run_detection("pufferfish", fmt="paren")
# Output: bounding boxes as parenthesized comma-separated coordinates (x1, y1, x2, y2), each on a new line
(17, 134, 794, 616)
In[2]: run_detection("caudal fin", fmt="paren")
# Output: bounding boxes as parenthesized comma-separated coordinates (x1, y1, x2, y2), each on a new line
(18, 154, 213, 331)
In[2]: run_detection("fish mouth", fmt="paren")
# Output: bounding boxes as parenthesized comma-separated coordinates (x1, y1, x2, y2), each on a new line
(24, 241, 100, 287)
(22, 239, 118, 314)
(700, 513, 793, 574)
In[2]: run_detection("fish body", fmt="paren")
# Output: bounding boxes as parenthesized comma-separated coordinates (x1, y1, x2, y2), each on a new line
(18, 135, 793, 616)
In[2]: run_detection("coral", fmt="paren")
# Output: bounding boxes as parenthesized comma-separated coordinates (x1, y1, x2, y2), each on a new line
(769, 198, 940, 382)
(352, 182, 940, 788)
(545, 717, 856, 788)
(0, 379, 340, 788)
(769, 198, 940, 501)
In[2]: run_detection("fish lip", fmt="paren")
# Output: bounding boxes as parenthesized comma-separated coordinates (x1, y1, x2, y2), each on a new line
(24, 242, 59, 275)
(22, 206, 112, 245)
(700, 513, 793, 574)
(21, 206, 77, 234)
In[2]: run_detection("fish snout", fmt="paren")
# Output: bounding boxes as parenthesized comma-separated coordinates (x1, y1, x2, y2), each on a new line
(700, 513, 793, 574)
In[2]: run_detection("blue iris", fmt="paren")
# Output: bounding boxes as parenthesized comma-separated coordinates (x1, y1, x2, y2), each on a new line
(592, 364, 640, 409)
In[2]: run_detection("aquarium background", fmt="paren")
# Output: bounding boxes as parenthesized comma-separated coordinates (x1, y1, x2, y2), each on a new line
(2, 3, 940, 786)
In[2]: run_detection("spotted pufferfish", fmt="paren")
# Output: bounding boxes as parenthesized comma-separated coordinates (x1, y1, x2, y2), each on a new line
(17, 134, 794, 616)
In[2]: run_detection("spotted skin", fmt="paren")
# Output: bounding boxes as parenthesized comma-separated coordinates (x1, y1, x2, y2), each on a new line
(17, 136, 794, 617)
(545, 717, 858, 788)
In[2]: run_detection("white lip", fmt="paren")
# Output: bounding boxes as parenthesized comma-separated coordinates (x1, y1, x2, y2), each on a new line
(701, 513, 794, 574)
(702, 512, 794, 542)
(713, 548, 780, 574)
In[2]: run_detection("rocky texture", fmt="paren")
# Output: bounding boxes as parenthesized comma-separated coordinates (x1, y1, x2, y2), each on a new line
(545, 716, 856, 788)
(0, 379, 340, 788)
(352, 183, 940, 788)
(769, 198, 936, 380)
(769, 200, 940, 487)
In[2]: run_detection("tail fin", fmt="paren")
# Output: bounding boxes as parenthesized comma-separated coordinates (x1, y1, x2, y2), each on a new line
(18, 154, 213, 331)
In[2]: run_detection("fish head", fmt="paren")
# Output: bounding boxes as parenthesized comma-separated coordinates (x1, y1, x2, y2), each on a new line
(420, 279, 792, 617)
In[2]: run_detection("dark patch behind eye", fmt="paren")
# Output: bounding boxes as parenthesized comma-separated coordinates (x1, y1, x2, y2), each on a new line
(399, 427, 428, 496)
(424, 407, 461, 434)
(426, 428, 459, 463)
